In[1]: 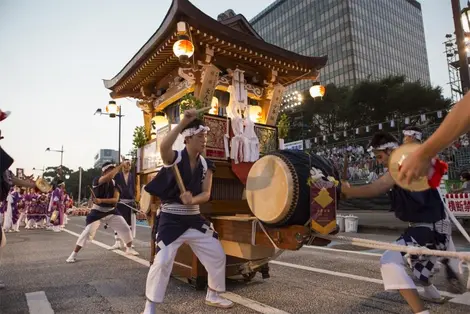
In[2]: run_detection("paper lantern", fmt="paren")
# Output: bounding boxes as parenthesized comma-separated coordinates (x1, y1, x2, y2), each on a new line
(248, 105, 262, 123)
(106, 101, 120, 118)
(309, 84, 326, 98)
(209, 97, 219, 115)
(173, 37, 194, 62)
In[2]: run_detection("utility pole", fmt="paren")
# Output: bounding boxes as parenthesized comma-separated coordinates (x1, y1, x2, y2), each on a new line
(78, 167, 82, 206)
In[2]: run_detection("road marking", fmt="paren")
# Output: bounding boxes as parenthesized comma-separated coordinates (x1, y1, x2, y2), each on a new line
(221, 292, 290, 314)
(25, 291, 54, 314)
(449, 292, 470, 305)
(269, 260, 460, 299)
(62, 228, 290, 314)
(303, 245, 382, 257)
(270, 260, 383, 284)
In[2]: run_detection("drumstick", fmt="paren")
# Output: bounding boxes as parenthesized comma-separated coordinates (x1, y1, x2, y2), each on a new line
(195, 106, 212, 114)
(172, 166, 186, 193)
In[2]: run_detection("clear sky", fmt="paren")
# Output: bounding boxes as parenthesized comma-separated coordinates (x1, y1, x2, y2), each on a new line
(0, 0, 463, 174)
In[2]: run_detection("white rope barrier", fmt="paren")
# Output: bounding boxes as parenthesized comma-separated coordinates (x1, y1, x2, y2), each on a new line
(315, 233, 470, 261)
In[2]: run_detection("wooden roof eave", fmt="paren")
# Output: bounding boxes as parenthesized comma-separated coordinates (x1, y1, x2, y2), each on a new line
(103, 0, 327, 95)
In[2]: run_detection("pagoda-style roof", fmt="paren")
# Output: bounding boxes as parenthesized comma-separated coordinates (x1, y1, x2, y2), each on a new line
(104, 0, 328, 99)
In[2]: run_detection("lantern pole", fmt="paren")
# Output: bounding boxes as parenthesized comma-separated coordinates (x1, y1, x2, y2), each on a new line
(452, 0, 470, 94)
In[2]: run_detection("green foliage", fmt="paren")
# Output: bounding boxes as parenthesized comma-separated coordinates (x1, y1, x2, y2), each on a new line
(64, 167, 102, 201)
(179, 94, 205, 118)
(277, 113, 290, 139)
(43, 166, 73, 184)
(286, 75, 451, 140)
(133, 126, 148, 149)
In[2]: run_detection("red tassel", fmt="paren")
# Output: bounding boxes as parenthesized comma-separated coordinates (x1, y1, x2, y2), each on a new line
(428, 159, 448, 188)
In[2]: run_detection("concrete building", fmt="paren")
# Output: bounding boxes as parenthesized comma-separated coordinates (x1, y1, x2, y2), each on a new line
(250, 0, 430, 92)
(93, 149, 119, 169)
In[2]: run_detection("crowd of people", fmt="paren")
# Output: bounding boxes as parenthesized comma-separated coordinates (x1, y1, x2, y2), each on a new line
(314, 144, 383, 183)
(0, 181, 73, 233)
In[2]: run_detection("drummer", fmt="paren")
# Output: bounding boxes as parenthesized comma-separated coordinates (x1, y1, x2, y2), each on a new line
(341, 131, 450, 314)
(402, 126, 465, 292)
(142, 109, 233, 314)
(109, 158, 137, 250)
(65, 161, 139, 263)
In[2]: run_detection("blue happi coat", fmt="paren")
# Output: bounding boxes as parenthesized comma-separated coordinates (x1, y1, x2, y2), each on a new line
(145, 148, 218, 252)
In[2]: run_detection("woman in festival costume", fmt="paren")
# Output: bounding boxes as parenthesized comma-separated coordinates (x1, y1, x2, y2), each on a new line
(36, 192, 50, 229)
(46, 181, 66, 232)
(3, 187, 20, 232)
(142, 109, 233, 314)
(13, 188, 27, 232)
(66, 162, 139, 263)
(341, 131, 450, 314)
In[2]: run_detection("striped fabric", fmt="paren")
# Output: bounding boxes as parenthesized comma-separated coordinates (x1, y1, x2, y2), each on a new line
(160, 203, 200, 215)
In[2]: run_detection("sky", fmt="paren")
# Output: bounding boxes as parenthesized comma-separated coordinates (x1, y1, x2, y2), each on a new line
(0, 0, 464, 174)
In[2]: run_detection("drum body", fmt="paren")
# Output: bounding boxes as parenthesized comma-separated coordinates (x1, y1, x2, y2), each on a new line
(246, 150, 341, 226)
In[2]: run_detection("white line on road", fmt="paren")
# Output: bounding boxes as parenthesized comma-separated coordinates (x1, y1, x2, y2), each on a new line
(269, 260, 460, 299)
(449, 292, 470, 305)
(62, 228, 291, 314)
(25, 291, 54, 314)
(303, 245, 382, 257)
(221, 292, 290, 314)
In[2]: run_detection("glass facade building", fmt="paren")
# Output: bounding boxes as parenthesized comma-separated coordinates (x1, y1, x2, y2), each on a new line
(250, 0, 430, 92)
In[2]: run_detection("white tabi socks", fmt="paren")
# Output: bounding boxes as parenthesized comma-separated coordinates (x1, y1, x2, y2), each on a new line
(205, 289, 234, 308)
(416, 311, 430, 314)
(66, 251, 77, 263)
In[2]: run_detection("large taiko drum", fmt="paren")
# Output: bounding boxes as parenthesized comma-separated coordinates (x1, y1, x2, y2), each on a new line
(246, 150, 341, 226)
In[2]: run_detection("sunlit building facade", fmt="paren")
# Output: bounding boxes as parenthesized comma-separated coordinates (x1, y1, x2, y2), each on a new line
(250, 0, 430, 92)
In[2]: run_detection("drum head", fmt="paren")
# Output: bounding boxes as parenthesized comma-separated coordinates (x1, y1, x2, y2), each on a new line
(36, 178, 52, 193)
(388, 143, 430, 191)
(246, 155, 294, 224)
(140, 185, 152, 214)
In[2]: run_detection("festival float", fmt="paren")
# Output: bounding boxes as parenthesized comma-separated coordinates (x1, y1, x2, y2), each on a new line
(103, 0, 340, 288)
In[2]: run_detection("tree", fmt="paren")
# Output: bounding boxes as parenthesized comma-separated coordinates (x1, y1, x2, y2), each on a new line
(43, 166, 73, 184)
(282, 75, 452, 142)
(63, 167, 101, 201)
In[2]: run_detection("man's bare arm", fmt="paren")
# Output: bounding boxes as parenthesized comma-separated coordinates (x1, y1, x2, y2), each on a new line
(98, 164, 125, 185)
(342, 172, 395, 199)
(160, 109, 196, 165)
(190, 170, 213, 205)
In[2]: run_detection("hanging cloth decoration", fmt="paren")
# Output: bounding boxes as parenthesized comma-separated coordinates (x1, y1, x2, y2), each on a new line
(242, 106, 260, 162)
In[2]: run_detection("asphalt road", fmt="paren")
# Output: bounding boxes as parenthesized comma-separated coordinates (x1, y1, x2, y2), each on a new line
(1, 217, 470, 314)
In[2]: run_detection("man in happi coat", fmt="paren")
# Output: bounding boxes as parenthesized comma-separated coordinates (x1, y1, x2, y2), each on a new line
(341, 131, 452, 314)
(402, 126, 466, 293)
(109, 158, 137, 250)
(142, 109, 233, 314)
(66, 161, 139, 263)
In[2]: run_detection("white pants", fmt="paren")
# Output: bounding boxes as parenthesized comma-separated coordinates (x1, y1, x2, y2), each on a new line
(14, 213, 26, 231)
(146, 228, 226, 303)
(381, 248, 417, 291)
(76, 215, 132, 248)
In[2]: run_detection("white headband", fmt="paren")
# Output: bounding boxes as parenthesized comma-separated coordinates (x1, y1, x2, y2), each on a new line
(181, 125, 210, 138)
(367, 142, 398, 156)
(102, 164, 115, 172)
(403, 130, 422, 140)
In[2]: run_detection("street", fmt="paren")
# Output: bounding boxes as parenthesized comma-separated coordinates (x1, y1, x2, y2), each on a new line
(1, 217, 469, 314)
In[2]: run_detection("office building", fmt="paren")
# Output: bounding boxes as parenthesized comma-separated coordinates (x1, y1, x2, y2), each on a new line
(250, 0, 430, 92)
(94, 149, 119, 168)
